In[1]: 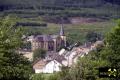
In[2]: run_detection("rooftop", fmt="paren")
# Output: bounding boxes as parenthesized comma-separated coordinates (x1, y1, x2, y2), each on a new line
(34, 35, 54, 42)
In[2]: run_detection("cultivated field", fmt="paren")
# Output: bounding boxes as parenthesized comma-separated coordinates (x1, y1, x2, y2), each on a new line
(23, 19, 116, 43)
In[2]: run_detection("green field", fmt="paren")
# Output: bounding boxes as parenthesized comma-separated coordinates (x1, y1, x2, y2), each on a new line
(23, 19, 116, 43)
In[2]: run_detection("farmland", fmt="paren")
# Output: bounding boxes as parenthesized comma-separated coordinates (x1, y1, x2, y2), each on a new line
(23, 18, 116, 43)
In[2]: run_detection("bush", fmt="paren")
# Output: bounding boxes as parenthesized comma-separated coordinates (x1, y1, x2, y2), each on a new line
(33, 48, 46, 61)
(30, 74, 45, 80)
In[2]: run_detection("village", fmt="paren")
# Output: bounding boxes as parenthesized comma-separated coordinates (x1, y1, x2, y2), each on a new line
(18, 25, 104, 74)
(0, 0, 120, 79)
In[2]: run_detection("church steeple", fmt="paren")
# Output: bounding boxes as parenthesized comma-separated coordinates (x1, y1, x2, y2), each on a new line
(60, 24, 64, 36)
(59, 18, 66, 47)
(59, 24, 66, 47)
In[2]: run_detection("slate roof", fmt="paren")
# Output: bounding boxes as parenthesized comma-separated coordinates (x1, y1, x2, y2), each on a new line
(50, 35, 59, 39)
(33, 58, 63, 69)
(34, 35, 54, 42)
(33, 59, 51, 69)
(46, 52, 66, 64)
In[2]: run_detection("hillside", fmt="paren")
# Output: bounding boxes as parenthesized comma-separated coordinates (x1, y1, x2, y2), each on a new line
(1, 0, 120, 7)
(0, 0, 119, 44)
(0, 0, 120, 19)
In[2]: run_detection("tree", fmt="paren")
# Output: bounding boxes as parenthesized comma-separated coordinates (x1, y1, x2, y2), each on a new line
(100, 20, 120, 78)
(58, 66, 71, 80)
(33, 48, 46, 61)
(69, 50, 109, 80)
(86, 31, 103, 43)
(68, 20, 120, 80)
(30, 74, 45, 80)
(104, 20, 120, 66)
(48, 73, 60, 80)
(21, 41, 31, 50)
(0, 16, 33, 80)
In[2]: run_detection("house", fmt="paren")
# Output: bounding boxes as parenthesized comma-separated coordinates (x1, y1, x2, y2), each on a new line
(26, 35, 34, 42)
(91, 40, 104, 50)
(31, 25, 66, 51)
(63, 44, 93, 66)
(59, 48, 66, 55)
(33, 51, 68, 73)
(67, 41, 103, 65)
(46, 51, 68, 66)
(63, 47, 80, 66)
(33, 59, 62, 73)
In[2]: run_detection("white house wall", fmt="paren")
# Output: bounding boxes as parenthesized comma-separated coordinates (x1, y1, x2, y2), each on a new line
(62, 60, 68, 66)
(35, 69, 43, 73)
(34, 60, 62, 73)
(43, 60, 62, 73)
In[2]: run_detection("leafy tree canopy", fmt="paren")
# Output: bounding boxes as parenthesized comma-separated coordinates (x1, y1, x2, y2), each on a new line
(33, 48, 46, 61)
(0, 16, 33, 80)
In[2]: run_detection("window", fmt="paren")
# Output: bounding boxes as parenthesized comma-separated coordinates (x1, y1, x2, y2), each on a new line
(48, 41, 54, 51)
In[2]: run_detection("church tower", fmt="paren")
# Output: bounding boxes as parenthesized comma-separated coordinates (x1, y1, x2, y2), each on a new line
(59, 24, 66, 47)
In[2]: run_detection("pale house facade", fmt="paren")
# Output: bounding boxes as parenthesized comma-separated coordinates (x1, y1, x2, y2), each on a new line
(33, 59, 62, 73)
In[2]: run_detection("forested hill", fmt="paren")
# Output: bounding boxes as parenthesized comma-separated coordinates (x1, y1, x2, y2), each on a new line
(0, 0, 120, 9)
(105, 0, 120, 5)
(0, 0, 120, 19)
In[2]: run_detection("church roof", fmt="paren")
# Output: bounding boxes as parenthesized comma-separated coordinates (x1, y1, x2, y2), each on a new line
(50, 35, 59, 39)
(33, 24, 65, 42)
(34, 35, 53, 42)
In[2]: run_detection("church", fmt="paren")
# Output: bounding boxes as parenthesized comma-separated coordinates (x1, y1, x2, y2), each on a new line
(31, 25, 66, 51)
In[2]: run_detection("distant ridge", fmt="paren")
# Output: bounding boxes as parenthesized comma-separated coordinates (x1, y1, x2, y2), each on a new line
(0, 0, 120, 6)
(105, 0, 120, 5)
(0, 0, 119, 19)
